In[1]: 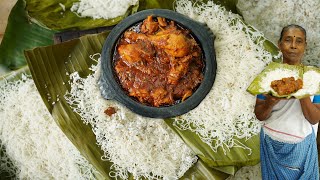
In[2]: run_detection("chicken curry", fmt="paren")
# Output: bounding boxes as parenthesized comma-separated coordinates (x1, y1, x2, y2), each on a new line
(271, 77, 303, 96)
(114, 16, 204, 107)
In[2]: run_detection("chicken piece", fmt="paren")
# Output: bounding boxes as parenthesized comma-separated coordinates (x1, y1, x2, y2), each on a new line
(128, 88, 149, 102)
(157, 17, 167, 27)
(149, 32, 191, 57)
(118, 40, 155, 65)
(141, 15, 159, 34)
(151, 22, 177, 36)
(150, 87, 174, 107)
(164, 33, 191, 57)
(168, 55, 192, 85)
(296, 79, 303, 89)
(181, 90, 192, 101)
(270, 80, 281, 92)
(270, 77, 303, 95)
(124, 31, 147, 42)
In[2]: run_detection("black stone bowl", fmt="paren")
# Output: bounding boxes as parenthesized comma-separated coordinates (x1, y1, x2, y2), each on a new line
(100, 9, 216, 118)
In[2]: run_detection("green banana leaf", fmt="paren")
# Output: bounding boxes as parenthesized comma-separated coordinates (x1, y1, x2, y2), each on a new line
(26, 0, 138, 31)
(165, 119, 260, 175)
(25, 0, 174, 31)
(24, 0, 240, 31)
(0, 66, 30, 82)
(24, 31, 231, 179)
(181, 159, 229, 179)
(0, 0, 241, 70)
(24, 32, 113, 179)
(137, 0, 175, 11)
(247, 62, 304, 98)
(2, 0, 279, 178)
(0, 0, 56, 70)
(263, 40, 281, 62)
(246, 25, 281, 62)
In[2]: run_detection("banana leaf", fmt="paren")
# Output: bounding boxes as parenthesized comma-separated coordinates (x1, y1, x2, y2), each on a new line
(165, 119, 260, 175)
(24, 32, 113, 179)
(137, 0, 175, 11)
(0, 0, 56, 70)
(3, 0, 278, 178)
(25, 0, 139, 31)
(24, 0, 240, 31)
(0, 66, 30, 82)
(24, 31, 232, 179)
(247, 26, 281, 62)
(247, 62, 304, 98)
(181, 159, 229, 179)
(24, 0, 174, 31)
(1, 0, 242, 71)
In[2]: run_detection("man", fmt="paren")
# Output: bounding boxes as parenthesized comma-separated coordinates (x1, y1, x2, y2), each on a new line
(255, 24, 320, 179)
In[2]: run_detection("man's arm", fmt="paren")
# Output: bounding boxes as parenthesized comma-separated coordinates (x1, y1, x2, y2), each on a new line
(254, 95, 281, 121)
(299, 97, 320, 125)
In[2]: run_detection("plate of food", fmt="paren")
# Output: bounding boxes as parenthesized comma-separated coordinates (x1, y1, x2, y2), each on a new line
(99, 9, 216, 118)
(247, 62, 320, 98)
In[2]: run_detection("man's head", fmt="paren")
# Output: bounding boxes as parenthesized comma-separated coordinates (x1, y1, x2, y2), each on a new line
(278, 24, 307, 65)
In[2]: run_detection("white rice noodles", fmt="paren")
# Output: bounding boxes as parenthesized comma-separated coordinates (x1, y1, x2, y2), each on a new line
(237, 0, 320, 67)
(173, 0, 273, 153)
(260, 69, 300, 93)
(65, 54, 197, 180)
(71, 0, 138, 19)
(227, 163, 262, 180)
(0, 74, 98, 179)
(293, 70, 320, 96)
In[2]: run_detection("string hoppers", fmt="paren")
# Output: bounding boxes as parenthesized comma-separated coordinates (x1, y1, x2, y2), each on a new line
(0, 74, 98, 179)
(65, 54, 197, 180)
(237, 0, 320, 67)
(71, 0, 138, 19)
(173, 0, 273, 153)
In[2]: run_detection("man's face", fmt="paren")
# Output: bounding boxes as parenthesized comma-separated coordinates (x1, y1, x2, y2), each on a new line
(278, 28, 306, 64)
